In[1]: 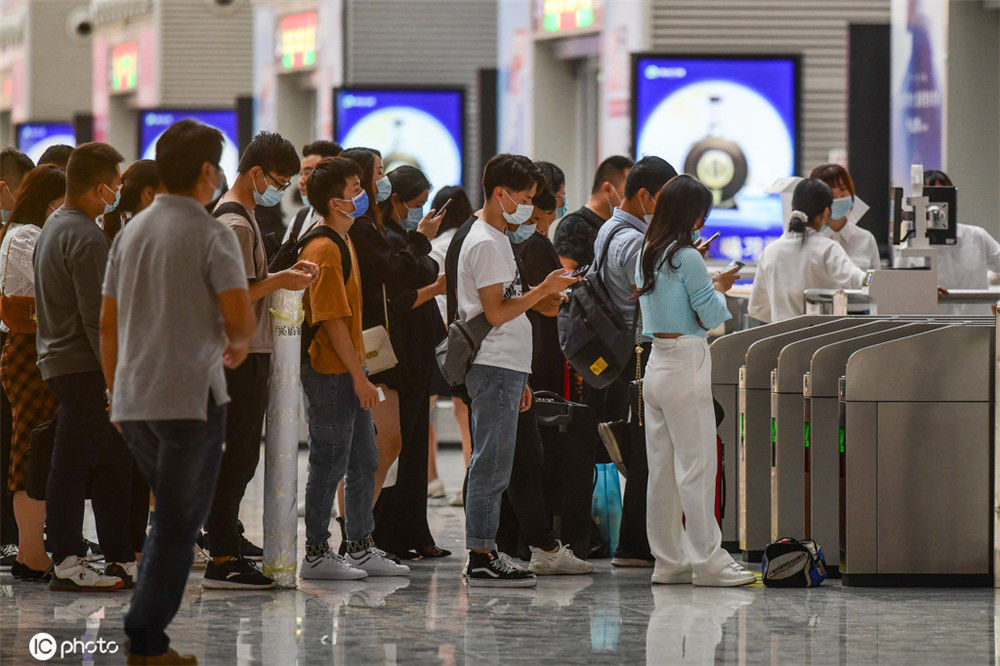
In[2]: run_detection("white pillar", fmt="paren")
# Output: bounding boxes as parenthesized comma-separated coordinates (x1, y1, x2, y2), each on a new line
(263, 288, 303, 588)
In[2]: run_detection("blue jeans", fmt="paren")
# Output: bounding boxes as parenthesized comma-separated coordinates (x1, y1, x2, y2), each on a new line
(300, 363, 378, 545)
(464, 364, 528, 551)
(120, 397, 226, 657)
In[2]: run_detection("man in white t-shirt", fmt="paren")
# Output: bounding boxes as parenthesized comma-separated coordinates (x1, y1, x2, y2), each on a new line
(456, 154, 577, 587)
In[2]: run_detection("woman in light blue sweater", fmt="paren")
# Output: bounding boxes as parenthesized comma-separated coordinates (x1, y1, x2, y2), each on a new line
(634, 175, 753, 587)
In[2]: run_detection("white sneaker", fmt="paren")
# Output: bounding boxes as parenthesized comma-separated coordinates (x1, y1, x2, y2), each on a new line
(651, 568, 692, 585)
(300, 551, 367, 580)
(693, 562, 756, 587)
(192, 544, 211, 570)
(449, 490, 464, 507)
(49, 556, 125, 592)
(427, 479, 447, 498)
(346, 547, 411, 577)
(528, 542, 593, 575)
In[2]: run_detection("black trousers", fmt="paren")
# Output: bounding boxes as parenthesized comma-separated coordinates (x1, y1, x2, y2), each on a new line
(539, 405, 597, 560)
(130, 459, 150, 553)
(45, 371, 133, 563)
(0, 332, 15, 545)
(582, 343, 651, 559)
(373, 359, 435, 553)
(206, 353, 269, 557)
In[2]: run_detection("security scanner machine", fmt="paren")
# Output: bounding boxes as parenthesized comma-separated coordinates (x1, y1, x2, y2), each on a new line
(801, 322, 947, 575)
(840, 323, 994, 586)
(709, 316, 829, 550)
(738, 318, 866, 560)
(769, 321, 905, 542)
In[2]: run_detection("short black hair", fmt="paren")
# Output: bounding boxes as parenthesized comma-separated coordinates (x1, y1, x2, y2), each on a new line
(302, 140, 342, 159)
(624, 156, 677, 200)
(536, 161, 565, 193)
(0, 148, 36, 189)
(38, 144, 74, 169)
(591, 155, 634, 194)
(923, 169, 953, 187)
(307, 156, 361, 218)
(238, 131, 300, 177)
(155, 119, 224, 193)
(532, 161, 556, 211)
(482, 153, 542, 201)
(430, 185, 473, 234)
(65, 142, 123, 198)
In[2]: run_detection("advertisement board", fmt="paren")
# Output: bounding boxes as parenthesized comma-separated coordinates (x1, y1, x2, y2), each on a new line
(632, 54, 799, 261)
(17, 123, 75, 165)
(139, 109, 240, 183)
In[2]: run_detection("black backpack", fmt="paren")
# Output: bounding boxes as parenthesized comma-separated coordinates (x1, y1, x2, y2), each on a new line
(557, 224, 638, 389)
(214, 203, 352, 363)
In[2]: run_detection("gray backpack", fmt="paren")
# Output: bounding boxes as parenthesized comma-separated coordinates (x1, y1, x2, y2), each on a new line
(434, 313, 493, 388)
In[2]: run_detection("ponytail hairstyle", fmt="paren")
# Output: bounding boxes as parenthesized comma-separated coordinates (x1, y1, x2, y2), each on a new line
(340, 147, 384, 232)
(381, 165, 431, 224)
(102, 159, 161, 240)
(636, 174, 713, 298)
(788, 178, 833, 234)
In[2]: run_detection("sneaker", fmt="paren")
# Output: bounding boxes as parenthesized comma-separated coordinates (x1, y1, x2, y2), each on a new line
(427, 478, 447, 498)
(0, 544, 17, 571)
(105, 562, 138, 589)
(597, 421, 629, 477)
(201, 556, 276, 590)
(466, 550, 537, 588)
(300, 549, 367, 581)
(651, 568, 693, 585)
(11, 561, 51, 582)
(49, 555, 125, 592)
(192, 544, 211, 570)
(83, 539, 104, 563)
(528, 541, 594, 575)
(692, 562, 755, 587)
(125, 647, 198, 665)
(449, 490, 464, 507)
(345, 547, 411, 577)
(239, 535, 264, 562)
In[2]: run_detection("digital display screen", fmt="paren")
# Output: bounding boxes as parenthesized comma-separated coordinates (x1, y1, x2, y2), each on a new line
(334, 87, 464, 205)
(139, 109, 240, 184)
(111, 41, 138, 93)
(17, 123, 75, 165)
(279, 11, 317, 69)
(633, 55, 799, 262)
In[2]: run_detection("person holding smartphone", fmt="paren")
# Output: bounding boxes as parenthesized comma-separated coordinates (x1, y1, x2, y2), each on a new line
(635, 174, 753, 587)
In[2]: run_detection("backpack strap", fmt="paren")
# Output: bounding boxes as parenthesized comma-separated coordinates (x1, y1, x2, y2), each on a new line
(288, 207, 311, 244)
(594, 221, 633, 277)
(296, 226, 352, 284)
(213, 201, 261, 270)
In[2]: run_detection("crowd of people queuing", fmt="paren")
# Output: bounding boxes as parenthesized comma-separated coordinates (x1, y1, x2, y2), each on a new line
(4, 116, 934, 663)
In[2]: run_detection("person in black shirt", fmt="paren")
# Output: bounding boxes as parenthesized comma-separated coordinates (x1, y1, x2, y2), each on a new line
(552, 155, 633, 270)
(343, 150, 448, 559)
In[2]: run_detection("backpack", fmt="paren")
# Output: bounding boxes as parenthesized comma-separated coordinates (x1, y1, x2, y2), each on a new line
(557, 223, 638, 389)
(288, 225, 352, 363)
(761, 537, 827, 587)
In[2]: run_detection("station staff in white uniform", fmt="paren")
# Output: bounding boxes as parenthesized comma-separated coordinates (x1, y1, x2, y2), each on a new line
(898, 170, 1000, 315)
(810, 163, 881, 271)
(749, 179, 867, 323)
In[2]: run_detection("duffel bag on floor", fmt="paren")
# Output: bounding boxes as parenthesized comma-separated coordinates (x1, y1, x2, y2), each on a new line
(762, 537, 827, 587)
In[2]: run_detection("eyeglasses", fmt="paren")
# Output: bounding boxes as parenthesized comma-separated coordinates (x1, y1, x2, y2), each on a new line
(264, 171, 292, 192)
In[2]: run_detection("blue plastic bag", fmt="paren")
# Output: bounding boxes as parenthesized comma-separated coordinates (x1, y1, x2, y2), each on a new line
(591, 462, 622, 556)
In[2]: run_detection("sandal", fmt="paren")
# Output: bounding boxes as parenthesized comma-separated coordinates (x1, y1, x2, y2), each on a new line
(418, 546, 451, 559)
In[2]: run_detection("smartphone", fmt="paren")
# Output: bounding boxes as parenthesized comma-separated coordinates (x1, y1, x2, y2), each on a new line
(436, 198, 453, 215)
(725, 260, 745, 272)
(698, 231, 721, 246)
(564, 264, 590, 278)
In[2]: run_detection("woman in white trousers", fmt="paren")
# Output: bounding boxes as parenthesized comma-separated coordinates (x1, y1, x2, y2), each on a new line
(634, 175, 755, 587)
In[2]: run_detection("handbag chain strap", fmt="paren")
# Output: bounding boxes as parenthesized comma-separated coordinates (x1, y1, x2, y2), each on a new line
(382, 284, 389, 334)
(635, 343, 644, 427)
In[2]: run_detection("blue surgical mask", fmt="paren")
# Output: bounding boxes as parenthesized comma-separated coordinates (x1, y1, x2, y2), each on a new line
(502, 190, 533, 226)
(375, 176, 392, 203)
(1, 209, 9, 223)
(253, 172, 284, 207)
(507, 223, 536, 244)
(556, 204, 568, 218)
(301, 194, 310, 209)
(348, 190, 369, 219)
(831, 196, 853, 220)
(402, 206, 423, 230)
(103, 187, 121, 215)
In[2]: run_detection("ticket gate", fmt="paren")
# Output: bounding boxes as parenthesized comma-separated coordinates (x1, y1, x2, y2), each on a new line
(709, 315, 829, 550)
(739, 318, 865, 560)
(803, 322, 946, 575)
(769, 321, 906, 542)
(840, 324, 994, 586)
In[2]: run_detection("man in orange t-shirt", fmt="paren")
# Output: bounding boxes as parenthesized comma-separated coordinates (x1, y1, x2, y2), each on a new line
(297, 156, 410, 580)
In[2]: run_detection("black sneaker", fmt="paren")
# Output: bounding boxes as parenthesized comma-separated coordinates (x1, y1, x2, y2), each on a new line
(466, 550, 537, 588)
(239, 535, 263, 561)
(0, 544, 17, 571)
(11, 561, 50, 582)
(202, 556, 276, 590)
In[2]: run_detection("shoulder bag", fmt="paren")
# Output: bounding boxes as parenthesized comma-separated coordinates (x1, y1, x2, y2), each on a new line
(0, 234, 36, 334)
(363, 285, 398, 375)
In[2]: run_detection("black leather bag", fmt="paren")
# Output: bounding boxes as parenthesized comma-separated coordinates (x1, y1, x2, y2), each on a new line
(26, 419, 55, 501)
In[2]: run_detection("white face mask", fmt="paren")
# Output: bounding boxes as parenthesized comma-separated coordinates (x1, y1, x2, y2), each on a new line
(501, 190, 533, 226)
(639, 198, 653, 225)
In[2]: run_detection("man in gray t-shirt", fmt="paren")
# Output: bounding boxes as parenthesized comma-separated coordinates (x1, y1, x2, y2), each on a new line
(100, 120, 256, 663)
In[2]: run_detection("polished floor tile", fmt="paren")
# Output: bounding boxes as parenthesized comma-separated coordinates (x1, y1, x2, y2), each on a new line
(2, 446, 998, 664)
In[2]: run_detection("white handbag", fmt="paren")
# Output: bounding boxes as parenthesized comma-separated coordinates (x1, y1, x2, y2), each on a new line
(362, 285, 398, 375)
